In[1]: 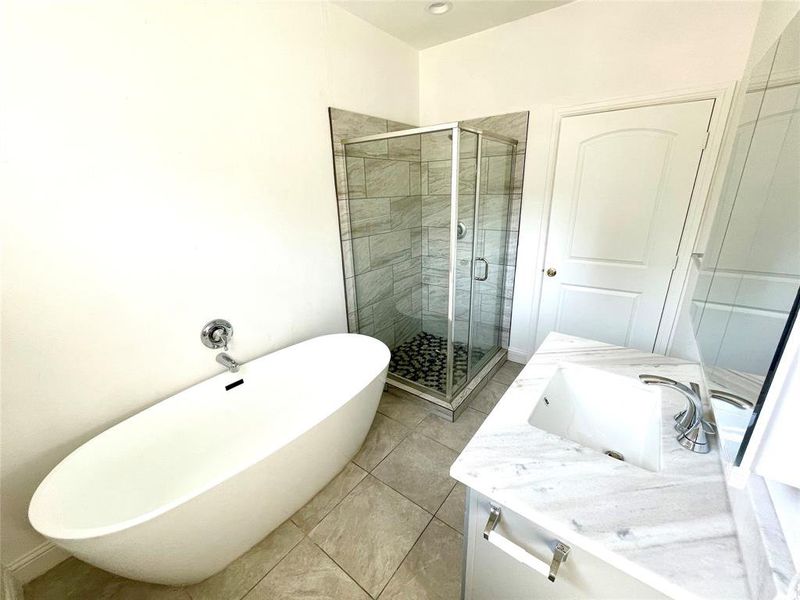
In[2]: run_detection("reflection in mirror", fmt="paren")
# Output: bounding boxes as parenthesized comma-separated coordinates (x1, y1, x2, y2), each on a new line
(692, 12, 800, 464)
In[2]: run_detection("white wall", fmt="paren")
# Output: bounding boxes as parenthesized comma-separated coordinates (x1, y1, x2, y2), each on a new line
(419, 0, 761, 360)
(0, 0, 418, 573)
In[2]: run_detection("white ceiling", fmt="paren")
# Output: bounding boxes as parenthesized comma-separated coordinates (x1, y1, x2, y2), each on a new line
(333, 0, 574, 50)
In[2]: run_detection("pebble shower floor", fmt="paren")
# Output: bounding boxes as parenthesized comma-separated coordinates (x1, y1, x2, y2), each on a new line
(388, 332, 486, 394)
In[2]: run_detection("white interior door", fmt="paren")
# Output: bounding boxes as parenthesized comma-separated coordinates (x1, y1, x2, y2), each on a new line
(537, 100, 714, 351)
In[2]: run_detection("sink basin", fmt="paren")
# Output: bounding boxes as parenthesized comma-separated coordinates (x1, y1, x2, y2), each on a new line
(529, 364, 663, 472)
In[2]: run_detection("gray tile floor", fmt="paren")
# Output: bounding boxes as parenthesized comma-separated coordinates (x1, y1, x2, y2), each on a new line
(24, 362, 523, 600)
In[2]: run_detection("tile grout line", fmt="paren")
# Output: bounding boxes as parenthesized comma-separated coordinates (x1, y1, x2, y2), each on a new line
(306, 537, 375, 600)
(374, 511, 436, 599)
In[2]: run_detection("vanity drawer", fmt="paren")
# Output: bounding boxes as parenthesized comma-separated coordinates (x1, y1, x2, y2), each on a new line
(464, 490, 667, 599)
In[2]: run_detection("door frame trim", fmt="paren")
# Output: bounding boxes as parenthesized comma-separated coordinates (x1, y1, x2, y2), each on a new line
(530, 82, 739, 356)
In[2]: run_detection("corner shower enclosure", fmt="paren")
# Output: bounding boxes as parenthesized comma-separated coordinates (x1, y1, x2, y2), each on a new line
(335, 117, 521, 411)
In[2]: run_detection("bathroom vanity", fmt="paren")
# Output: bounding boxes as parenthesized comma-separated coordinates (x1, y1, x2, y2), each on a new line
(453, 333, 755, 599)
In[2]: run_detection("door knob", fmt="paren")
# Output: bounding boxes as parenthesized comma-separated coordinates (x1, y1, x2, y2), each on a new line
(546, 268, 557, 277)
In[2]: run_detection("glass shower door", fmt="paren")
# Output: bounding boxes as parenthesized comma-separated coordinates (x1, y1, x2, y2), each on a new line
(467, 135, 515, 378)
(449, 129, 479, 396)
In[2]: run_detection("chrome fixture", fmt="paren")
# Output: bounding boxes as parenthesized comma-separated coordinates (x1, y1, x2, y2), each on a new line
(201, 319, 233, 350)
(457, 221, 467, 239)
(216, 352, 240, 373)
(639, 374, 714, 454)
(483, 505, 571, 583)
(709, 389, 753, 409)
(474, 257, 489, 281)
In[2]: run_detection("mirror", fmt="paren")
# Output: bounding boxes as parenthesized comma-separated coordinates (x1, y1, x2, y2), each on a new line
(692, 12, 800, 465)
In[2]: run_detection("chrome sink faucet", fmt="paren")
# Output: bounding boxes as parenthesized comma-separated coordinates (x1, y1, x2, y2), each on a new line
(639, 374, 715, 454)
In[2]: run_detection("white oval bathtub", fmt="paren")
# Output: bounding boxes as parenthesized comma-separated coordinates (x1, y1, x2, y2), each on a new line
(29, 333, 389, 585)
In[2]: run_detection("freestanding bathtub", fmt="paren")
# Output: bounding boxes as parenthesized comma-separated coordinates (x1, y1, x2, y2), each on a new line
(29, 333, 389, 585)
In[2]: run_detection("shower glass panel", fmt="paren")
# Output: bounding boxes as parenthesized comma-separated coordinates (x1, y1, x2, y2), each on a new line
(467, 135, 515, 380)
(451, 130, 479, 394)
(342, 123, 516, 405)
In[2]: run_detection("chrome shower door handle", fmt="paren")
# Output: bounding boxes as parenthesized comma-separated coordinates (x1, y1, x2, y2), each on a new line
(474, 257, 489, 281)
(483, 505, 571, 583)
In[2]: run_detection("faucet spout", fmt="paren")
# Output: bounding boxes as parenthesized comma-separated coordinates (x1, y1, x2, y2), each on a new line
(639, 374, 713, 454)
(216, 352, 240, 373)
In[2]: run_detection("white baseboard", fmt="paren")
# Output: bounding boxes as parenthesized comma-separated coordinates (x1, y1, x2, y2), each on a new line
(8, 542, 70, 584)
(506, 347, 530, 364)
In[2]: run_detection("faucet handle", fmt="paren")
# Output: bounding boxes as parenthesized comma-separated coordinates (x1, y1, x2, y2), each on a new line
(211, 329, 229, 351)
(201, 319, 233, 350)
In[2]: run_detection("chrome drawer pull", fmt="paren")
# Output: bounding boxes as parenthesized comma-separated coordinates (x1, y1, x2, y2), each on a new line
(483, 505, 571, 583)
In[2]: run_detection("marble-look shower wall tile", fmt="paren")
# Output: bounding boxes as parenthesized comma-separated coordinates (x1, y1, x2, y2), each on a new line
(422, 313, 447, 338)
(390, 196, 421, 231)
(393, 256, 421, 295)
(348, 311, 358, 333)
(341, 239, 354, 279)
(350, 198, 390, 238)
(461, 111, 529, 142)
(427, 284, 448, 316)
(365, 159, 410, 197)
(426, 227, 450, 257)
(330, 108, 387, 155)
(346, 139, 388, 159)
(345, 276, 356, 313)
(505, 229, 519, 265)
(411, 284, 423, 313)
(352, 237, 370, 275)
(459, 158, 477, 194)
(421, 130, 452, 161)
(479, 195, 510, 230)
(508, 194, 522, 231)
(420, 163, 429, 195)
(409, 163, 421, 195)
(369, 230, 412, 269)
(355, 266, 393, 306)
(421, 195, 451, 228)
(482, 229, 508, 263)
(345, 157, 365, 199)
(394, 316, 421, 347)
(357, 305, 374, 335)
(374, 324, 396, 349)
(388, 135, 421, 161)
(512, 151, 526, 193)
(422, 255, 448, 287)
(481, 138, 514, 157)
(427, 160, 451, 195)
(334, 154, 348, 200)
(487, 155, 513, 194)
(372, 296, 401, 329)
(338, 200, 351, 240)
(387, 120, 413, 132)
(410, 227, 421, 258)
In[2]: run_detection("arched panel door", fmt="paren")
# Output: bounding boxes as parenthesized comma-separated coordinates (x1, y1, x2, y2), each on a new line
(537, 100, 714, 351)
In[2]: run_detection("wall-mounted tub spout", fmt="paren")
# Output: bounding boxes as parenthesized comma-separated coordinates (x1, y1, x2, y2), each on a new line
(216, 352, 240, 373)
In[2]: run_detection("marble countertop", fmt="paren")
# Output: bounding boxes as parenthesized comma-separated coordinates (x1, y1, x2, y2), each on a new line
(451, 333, 750, 599)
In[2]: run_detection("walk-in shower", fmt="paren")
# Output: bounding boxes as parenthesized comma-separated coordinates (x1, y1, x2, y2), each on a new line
(331, 110, 526, 415)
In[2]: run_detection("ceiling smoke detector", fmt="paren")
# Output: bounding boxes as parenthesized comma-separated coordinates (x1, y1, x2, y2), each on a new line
(426, 1, 453, 15)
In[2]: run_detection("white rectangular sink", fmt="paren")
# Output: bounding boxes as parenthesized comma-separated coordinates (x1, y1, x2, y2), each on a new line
(528, 364, 663, 472)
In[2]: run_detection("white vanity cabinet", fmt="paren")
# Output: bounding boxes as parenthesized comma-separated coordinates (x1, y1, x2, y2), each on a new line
(463, 489, 668, 599)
